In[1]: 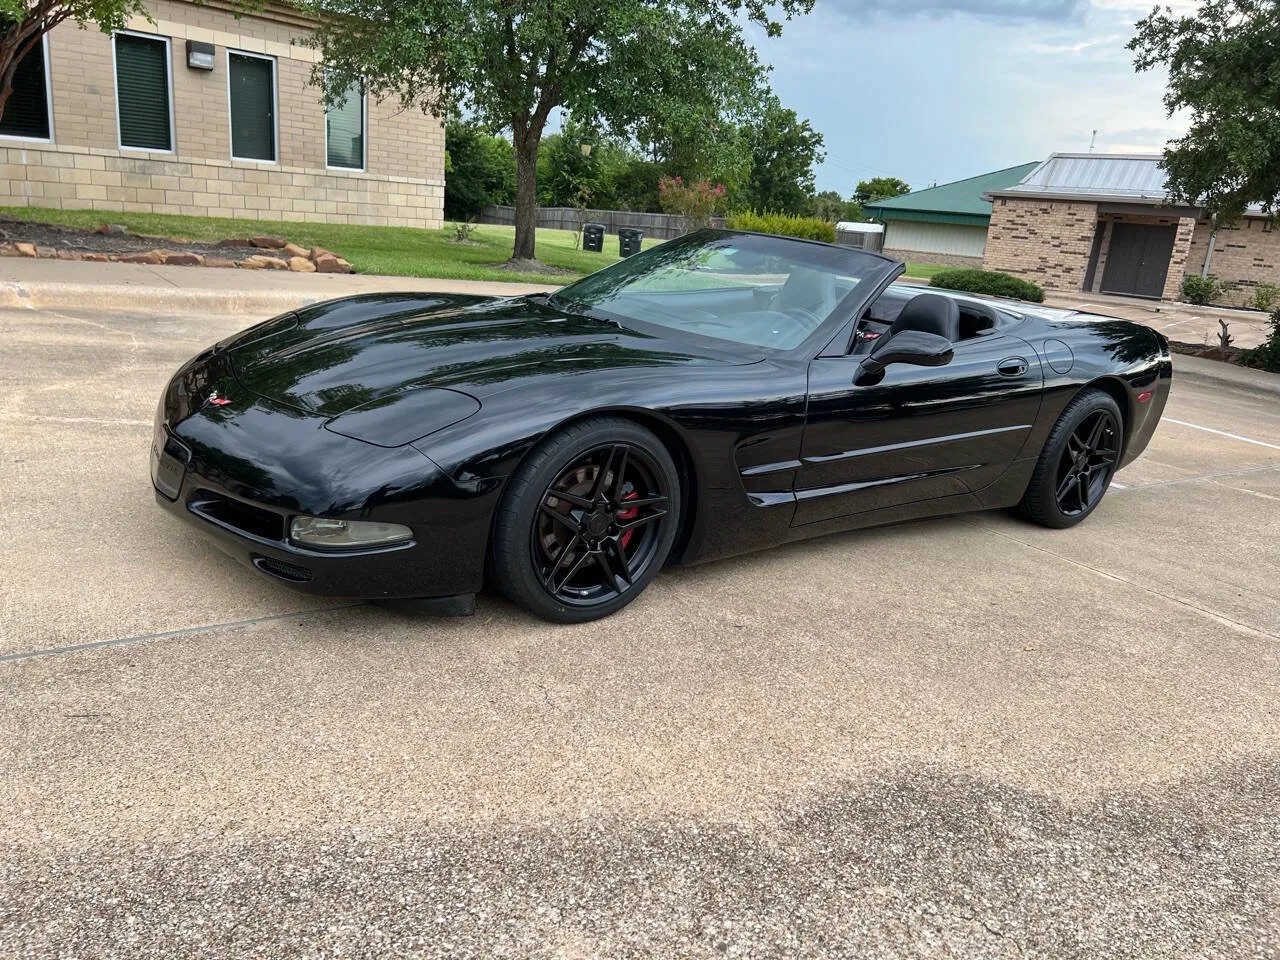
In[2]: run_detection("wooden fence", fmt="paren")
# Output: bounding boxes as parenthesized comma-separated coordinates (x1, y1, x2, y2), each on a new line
(479, 205, 726, 241)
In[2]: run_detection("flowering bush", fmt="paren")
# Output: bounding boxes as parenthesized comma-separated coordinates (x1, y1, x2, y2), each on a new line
(658, 176, 726, 231)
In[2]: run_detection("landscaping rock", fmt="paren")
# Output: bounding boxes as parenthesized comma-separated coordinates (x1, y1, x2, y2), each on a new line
(250, 235, 287, 249)
(314, 253, 353, 274)
(240, 254, 288, 270)
(15, 243, 37, 257)
(0, 243, 20, 257)
(55, 249, 81, 260)
(35, 246, 58, 259)
(204, 257, 238, 268)
(309, 246, 334, 261)
(95, 223, 130, 236)
(82, 253, 111, 262)
(288, 256, 316, 273)
(283, 242, 309, 259)
(161, 251, 204, 266)
(119, 251, 163, 264)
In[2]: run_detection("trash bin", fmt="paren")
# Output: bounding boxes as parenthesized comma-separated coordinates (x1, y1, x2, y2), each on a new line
(582, 222, 605, 253)
(618, 227, 644, 258)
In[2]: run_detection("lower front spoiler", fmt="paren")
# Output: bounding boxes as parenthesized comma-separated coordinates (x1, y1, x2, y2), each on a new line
(154, 489, 478, 603)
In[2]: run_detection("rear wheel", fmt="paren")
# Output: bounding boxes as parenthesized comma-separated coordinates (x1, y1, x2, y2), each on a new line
(1018, 388, 1122, 529)
(491, 417, 681, 623)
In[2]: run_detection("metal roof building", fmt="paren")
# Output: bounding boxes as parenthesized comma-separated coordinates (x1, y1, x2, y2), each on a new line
(863, 162, 1040, 267)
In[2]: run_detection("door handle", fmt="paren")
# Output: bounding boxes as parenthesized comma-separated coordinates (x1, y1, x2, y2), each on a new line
(997, 357, 1028, 376)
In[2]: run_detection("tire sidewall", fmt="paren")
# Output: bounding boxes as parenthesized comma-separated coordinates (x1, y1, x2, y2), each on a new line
(493, 418, 682, 623)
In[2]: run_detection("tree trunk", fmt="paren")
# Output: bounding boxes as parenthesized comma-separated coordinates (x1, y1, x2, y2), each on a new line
(512, 131, 540, 262)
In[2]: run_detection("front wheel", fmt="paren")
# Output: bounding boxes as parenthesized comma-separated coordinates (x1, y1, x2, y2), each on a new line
(1018, 388, 1123, 529)
(491, 417, 682, 623)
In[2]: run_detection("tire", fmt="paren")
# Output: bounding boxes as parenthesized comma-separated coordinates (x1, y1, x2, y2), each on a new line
(1017, 388, 1123, 529)
(491, 417, 682, 623)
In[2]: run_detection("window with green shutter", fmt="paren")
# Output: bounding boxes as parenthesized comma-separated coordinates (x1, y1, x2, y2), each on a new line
(229, 52, 275, 162)
(0, 36, 51, 140)
(326, 82, 364, 170)
(114, 33, 172, 151)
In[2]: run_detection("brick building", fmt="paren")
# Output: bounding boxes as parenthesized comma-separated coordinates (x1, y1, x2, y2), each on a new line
(0, 0, 445, 229)
(984, 153, 1279, 307)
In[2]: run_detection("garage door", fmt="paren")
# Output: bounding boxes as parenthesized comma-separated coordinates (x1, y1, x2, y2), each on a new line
(1100, 222, 1177, 298)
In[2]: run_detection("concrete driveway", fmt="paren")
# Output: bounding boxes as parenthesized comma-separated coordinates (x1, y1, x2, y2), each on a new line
(2, 303, 1279, 958)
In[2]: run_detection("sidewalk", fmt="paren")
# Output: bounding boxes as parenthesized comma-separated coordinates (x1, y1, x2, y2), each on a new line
(0, 257, 558, 316)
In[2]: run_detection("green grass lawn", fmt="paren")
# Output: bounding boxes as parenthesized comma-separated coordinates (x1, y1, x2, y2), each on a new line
(1, 207, 659, 285)
(901, 262, 951, 279)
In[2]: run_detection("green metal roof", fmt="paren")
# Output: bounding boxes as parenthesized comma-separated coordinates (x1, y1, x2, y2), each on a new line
(863, 161, 1041, 224)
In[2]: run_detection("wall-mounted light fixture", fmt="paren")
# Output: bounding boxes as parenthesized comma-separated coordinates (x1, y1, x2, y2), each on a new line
(186, 40, 215, 71)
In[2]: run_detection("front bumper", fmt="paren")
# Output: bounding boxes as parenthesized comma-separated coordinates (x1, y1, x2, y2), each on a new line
(151, 377, 495, 601)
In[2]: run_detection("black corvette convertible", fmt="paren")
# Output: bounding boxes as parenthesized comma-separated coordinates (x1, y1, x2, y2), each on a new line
(153, 228, 1170, 622)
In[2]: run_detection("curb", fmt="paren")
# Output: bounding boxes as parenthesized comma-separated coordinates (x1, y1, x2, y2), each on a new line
(1172, 353, 1280, 399)
(0, 280, 320, 316)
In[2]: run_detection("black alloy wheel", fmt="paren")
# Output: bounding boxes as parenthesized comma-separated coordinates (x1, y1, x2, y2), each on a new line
(492, 418, 682, 623)
(1018, 388, 1124, 529)
(1053, 410, 1120, 517)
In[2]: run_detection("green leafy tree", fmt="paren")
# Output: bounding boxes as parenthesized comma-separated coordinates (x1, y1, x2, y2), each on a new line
(444, 119, 516, 219)
(809, 189, 864, 223)
(1130, 0, 1280, 219)
(305, 0, 813, 263)
(740, 97, 824, 214)
(854, 176, 911, 205)
(0, 0, 147, 118)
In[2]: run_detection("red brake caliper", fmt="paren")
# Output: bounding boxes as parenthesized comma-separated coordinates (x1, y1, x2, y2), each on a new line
(617, 487, 639, 549)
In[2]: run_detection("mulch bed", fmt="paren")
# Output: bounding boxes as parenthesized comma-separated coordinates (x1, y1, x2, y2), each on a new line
(0, 218, 261, 259)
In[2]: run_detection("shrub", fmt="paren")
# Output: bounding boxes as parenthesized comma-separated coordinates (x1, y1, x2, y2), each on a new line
(1241, 307, 1280, 373)
(1181, 274, 1220, 305)
(928, 268, 1045, 303)
(725, 211, 837, 243)
(1252, 282, 1280, 311)
(658, 176, 725, 232)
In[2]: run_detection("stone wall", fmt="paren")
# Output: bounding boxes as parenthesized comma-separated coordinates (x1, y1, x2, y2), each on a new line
(983, 198, 1098, 292)
(1185, 217, 1280, 308)
(882, 248, 983, 269)
(0, 0, 444, 228)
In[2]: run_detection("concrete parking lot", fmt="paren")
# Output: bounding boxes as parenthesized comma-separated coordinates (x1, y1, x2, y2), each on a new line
(2, 301, 1279, 958)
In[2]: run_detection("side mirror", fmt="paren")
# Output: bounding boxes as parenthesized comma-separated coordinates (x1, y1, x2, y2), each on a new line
(855, 330, 954, 385)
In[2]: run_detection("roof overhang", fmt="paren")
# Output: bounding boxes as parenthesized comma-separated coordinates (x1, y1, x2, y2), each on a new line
(867, 209, 990, 227)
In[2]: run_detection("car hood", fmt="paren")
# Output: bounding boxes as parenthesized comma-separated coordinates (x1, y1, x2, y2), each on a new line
(224, 292, 755, 416)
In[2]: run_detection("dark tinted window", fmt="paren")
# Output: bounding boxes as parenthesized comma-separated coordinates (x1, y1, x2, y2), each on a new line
(229, 53, 275, 161)
(0, 37, 49, 140)
(115, 34, 171, 151)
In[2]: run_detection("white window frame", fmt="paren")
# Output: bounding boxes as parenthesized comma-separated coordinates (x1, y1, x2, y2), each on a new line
(323, 79, 367, 172)
(111, 30, 176, 155)
(0, 33, 55, 144)
(226, 48, 279, 165)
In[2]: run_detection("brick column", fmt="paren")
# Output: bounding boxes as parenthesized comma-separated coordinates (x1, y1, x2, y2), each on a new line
(1161, 217, 1198, 301)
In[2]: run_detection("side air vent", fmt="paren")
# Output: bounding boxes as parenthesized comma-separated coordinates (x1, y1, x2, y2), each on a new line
(251, 554, 314, 583)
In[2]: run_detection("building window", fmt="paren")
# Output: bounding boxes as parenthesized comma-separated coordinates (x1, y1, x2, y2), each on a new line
(228, 51, 276, 162)
(325, 81, 364, 170)
(115, 33, 172, 151)
(0, 34, 51, 140)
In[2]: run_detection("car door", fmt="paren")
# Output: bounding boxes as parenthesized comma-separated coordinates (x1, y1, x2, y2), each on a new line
(793, 330, 1044, 526)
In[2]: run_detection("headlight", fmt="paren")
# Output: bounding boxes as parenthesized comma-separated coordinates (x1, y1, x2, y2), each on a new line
(290, 516, 413, 548)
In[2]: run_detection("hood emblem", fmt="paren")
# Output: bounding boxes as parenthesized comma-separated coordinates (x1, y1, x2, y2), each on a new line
(206, 390, 232, 407)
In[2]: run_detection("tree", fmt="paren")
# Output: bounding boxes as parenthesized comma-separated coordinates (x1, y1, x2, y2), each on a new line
(444, 120, 516, 220)
(740, 97, 824, 214)
(809, 190, 863, 223)
(1130, 0, 1280, 219)
(854, 177, 911, 205)
(305, 0, 813, 264)
(1, 0, 146, 118)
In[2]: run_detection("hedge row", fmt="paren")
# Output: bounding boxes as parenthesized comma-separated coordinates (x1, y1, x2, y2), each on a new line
(928, 268, 1045, 303)
(725, 212, 837, 243)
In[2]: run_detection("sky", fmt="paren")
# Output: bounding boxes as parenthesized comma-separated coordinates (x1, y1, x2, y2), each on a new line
(747, 0, 1192, 195)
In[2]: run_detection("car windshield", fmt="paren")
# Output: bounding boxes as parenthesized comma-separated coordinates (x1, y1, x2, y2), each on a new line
(552, 229, 888, 352)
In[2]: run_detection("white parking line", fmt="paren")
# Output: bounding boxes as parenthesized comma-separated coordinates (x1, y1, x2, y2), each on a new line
(1110, 481, 1128, 490)
(1163, 418, 1280, 452)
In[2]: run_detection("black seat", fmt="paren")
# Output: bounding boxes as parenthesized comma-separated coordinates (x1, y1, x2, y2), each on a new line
(889, 293, 961, 342)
